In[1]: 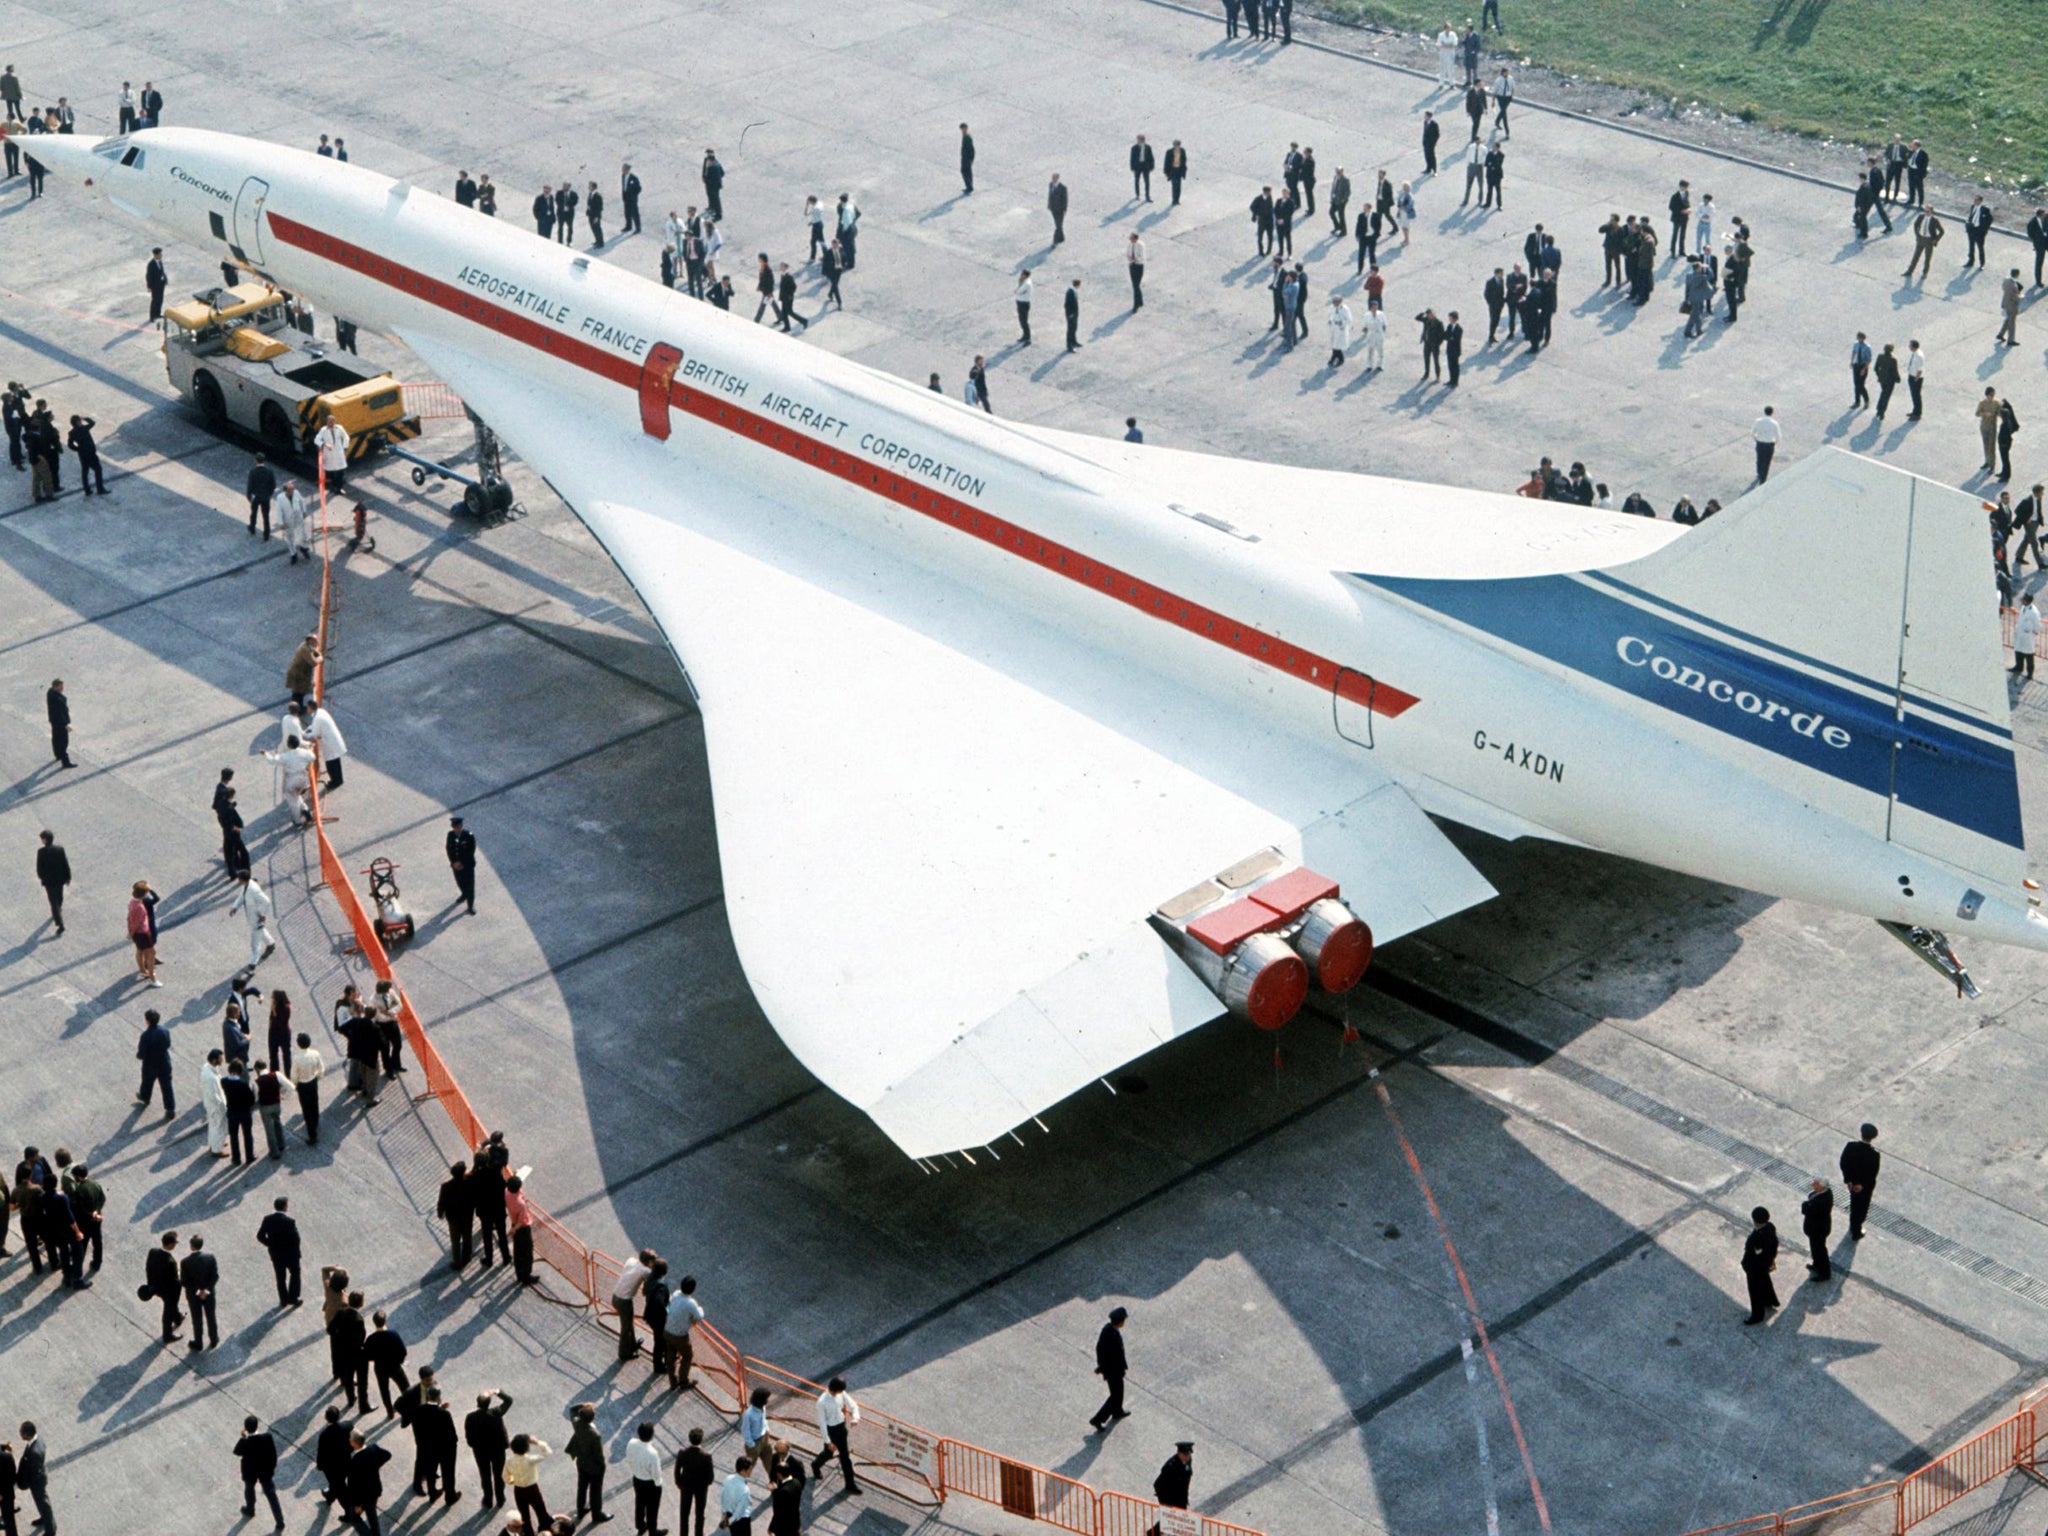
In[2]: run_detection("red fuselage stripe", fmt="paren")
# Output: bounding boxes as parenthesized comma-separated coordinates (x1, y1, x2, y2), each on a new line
(267, 211, 1418, 717)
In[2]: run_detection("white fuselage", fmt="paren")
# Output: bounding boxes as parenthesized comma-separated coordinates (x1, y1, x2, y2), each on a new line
(52, 128, 2048, 956)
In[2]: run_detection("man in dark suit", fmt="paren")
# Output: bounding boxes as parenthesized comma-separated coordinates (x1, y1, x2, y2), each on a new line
(145, 249, 168, 321)
(1088, 1306, 1129, 1430)
(45, 678, 71, 768)
(554, 182, 578, 246)
(464, 1390, 513, 1509)
(1864, 158, 1893, 234)
(141, 82, 163, 125)
(620, 162, 641, 234)
(1800, 1179, 1835, 1282)
(533, 185, 555, 239)
(256, 1196, 300, 1306)
(136, 1008, 175, 1117)
(958, 124, 974, 195)
(181, 1234, 220, 1350)
(1420, 111, 1439, 175)
(329, 1290, 369, 1410)
(245, 453, 276, 537)
(55, 415, 108, 505)
(1482, 267, 1507, 345)
(235, 1415, 285, 1525)
(1250, 186, 1275, 255)
(1668, 181, 1690, 254)
(16, 1425, 50, 1535)
(1740, 1207, 1780, 1324)
(1164, 140, 1188, 206)
(1064, 278, 1082, 352)
(1444, 312, 1464, 387)
(446, 815, 477, 914)
(454, 170, 477, 207)
(315, 1406, 354, 1505)
(145, 1230, 184, 1342)
(1964, 196, 1993, 268)
(222, 1063, 256, 1164)
(469, 1148, 507, 1266)
(413, 1386, 460, 1503)
(1040, 173, 1073, 247)
(1840, 1123, 1881, 1239)
(1128, 136, 1155, 203)
(438, 1160, 475, 1268)
(346, 1432, 393, 1536)
(2028, 208, 2048, 288)
(364, 1312, 412, 1413)
(34, 831, 69, 932)
(393, 1365, 433, 1432)
(676, 1426, 715, 1536)
(585, 181, 604, 248)
(1415, 307, 1445, 380)
(700, 149, 725, 221)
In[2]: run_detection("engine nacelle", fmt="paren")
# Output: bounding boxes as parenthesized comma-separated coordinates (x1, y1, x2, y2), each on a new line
(1291, 898, 1373, 993)
(1182, 932, 1309, 1031)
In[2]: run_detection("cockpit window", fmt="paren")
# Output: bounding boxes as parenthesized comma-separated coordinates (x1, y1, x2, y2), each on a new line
(121, 147, 145, 169)
(91, 139, 124, 161)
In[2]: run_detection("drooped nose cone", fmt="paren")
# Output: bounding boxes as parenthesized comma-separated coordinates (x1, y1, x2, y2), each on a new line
(5, 127, 104, 185)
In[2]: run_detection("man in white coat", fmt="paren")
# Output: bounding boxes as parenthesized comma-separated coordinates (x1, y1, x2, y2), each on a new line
(265, 733, 318, 826)
(303, 701, 348, 790)
(201, 1049, 230, 1157)
(277, 479, 312, 565)
(228, 870, 277, 975)
(1434, 25, 1460, 86)
(2013, 593, 2042, 683)
(1360, 304, 1387, 371)
(1326, 295, 1353, 368)
(312, 414, 350, 497)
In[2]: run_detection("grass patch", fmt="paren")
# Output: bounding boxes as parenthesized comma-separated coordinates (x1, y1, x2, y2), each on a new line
(1304, 0, 2047, 189)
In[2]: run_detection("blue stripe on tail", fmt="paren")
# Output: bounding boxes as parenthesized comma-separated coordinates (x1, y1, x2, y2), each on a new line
(1360, 573, 2023, 851)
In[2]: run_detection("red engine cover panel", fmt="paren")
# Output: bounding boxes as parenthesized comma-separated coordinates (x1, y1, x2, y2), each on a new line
(1247, 867, 1340, 920)
(1186, 896, 1283, 955)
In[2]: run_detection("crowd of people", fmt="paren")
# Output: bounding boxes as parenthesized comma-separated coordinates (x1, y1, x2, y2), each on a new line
(7, 21, 2048, 1532)
(4, 384, 105, 502)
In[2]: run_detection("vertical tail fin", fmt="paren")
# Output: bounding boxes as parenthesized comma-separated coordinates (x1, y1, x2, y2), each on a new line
(1592, 449, 2023, 887)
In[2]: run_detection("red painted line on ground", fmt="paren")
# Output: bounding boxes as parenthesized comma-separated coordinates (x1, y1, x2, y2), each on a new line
(1374, 1071, 1554, 1533)
(267, 211, 1419, 717)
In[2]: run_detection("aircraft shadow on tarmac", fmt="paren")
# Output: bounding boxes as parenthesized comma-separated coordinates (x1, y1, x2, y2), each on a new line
(0, 362, 1992, 1536)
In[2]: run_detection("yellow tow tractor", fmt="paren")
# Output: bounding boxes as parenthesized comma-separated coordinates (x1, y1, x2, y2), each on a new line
(161, 282, 421, 464)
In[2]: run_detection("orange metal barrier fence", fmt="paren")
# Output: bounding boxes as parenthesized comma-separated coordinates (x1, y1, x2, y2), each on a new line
(741, 1354, 943, 1507)
(301, 470, 1269, 1536)
(1677, 1388, 2048, 1536)
(401, 381, 469, 420)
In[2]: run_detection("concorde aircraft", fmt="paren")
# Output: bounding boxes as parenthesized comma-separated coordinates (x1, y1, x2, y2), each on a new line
(26, 127, 2048, 1161)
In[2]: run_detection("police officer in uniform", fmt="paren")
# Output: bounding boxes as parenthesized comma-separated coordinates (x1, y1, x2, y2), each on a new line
(446, 816, 477, 914)
(1088, 1306, 1130, 1430)
(1152, 1442, 1193, 1523)
(1840, 1123, 1881, 1240)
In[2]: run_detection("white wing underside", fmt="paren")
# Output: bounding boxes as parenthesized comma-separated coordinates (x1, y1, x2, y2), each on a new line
(402, 331, 1496, 1157)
